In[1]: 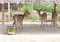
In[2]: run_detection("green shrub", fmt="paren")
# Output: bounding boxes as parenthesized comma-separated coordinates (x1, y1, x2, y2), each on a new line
(26, 14, 39, 20)
(22, 2, 32, 13)
(57, 16, 60, 22)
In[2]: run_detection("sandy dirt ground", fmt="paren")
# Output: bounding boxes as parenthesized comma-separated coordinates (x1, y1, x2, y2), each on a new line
(0, 34, 60, 42)
(0, 22, 60, 42)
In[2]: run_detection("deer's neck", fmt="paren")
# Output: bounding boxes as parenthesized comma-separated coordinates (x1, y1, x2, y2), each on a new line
(54, 7, 56, 12)
(24, 12, 26, 16)
(54, 3, 57, 13)
(38, 10, 41, 16)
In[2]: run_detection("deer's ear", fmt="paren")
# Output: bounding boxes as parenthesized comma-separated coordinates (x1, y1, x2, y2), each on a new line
(40, 9, 41, 11)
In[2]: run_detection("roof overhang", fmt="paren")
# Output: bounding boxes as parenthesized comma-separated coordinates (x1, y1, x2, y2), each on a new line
(0, 0, 60, 4)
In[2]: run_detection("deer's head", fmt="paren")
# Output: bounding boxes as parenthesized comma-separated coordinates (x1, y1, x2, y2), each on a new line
(13, 14, 17, 19)
(36, 9, 41, 15)
(24, 10, 30, 16)
(54, 2, 57, 7)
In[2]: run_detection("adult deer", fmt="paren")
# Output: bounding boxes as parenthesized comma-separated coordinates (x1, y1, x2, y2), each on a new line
(13, 10, 30, 33)
(36, 9, 47, 28)
(52, 3, 57, 27)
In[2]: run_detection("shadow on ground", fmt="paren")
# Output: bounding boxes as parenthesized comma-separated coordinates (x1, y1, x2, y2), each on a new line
(0, 24, 60, 34)
(20, 24, 60, 34)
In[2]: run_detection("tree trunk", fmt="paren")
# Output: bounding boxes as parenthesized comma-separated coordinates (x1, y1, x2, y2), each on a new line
(2, 3, 5, 34)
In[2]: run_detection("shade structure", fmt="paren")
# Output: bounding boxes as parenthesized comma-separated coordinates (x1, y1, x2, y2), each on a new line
(0, 0, 60, 3)
(19, 0, 60, 4)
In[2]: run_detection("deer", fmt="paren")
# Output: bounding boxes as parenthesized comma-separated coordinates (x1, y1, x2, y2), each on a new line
(13, 10, 30, 33)
(36, 9, 47, 28)
(51, 3, 57, 27)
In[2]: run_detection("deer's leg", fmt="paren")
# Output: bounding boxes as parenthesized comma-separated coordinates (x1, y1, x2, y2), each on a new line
(21, 22, 23, 31)
(13, 24, 15, 34)
(44, 21, 46, 28)
(52, 20, 55, 28)
(17, 23, 23, 33)
(51, 19, 53, 28)
(14, 23, 18, 34)
(53, 20, 55, 27)
(19, 23, 21, 33)
(55, 19, 57, 26)
(19, 22, 23, 32)
(13, 21, 16, 34)
(52, 19, 56, 27)
(15, 23, 19, 33)
(51, 20, 53, 28)
(15, 24, 17, 33)
(15, 23, 20, 34)
(44, 19, 47, 28)
(17, 23, 21, 33)
(54, 19, 57, 27)
(43, 20, 45, 28)
(43, 20, 45, 27)
(40, 20, 43, 28)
